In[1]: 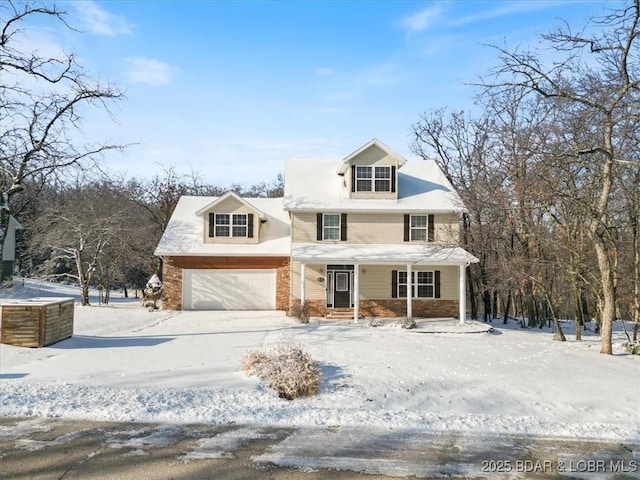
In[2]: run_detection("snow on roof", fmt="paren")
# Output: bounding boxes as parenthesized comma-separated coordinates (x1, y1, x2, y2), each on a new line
(284, 157, 465, 212)
(291, 243, 479, 265)
(154, 196, 290, 257)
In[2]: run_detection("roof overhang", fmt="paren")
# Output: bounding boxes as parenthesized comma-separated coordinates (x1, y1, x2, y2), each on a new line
(195, 191, 267, 220)
(291, 243, 479, 266)
(336, 138, 408, 175)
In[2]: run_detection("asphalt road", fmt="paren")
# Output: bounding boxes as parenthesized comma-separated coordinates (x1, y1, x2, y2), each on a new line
(0, 417, 638, 479)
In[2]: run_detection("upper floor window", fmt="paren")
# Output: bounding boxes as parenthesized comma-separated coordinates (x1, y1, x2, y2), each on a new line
(316, 213, 347, 241)
(354, 165, 393, 192)
(323, 213, 341, 240)
(213, 213, 248, 237)
(404, 214, 435, 242)
(410, 215, 427, 241)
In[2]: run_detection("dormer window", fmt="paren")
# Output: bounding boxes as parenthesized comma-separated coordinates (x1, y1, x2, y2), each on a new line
(210, 213, 253, 238)
(353, 165, 395, 193)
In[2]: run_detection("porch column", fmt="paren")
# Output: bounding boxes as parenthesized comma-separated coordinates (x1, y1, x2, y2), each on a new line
(353, 264, 359, 323)
(459, 264, 466, 325)
(300, 262, 306, 311)
(406, 263, 412, 318)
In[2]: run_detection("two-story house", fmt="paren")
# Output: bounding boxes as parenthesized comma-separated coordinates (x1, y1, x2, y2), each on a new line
(155, 139, 478, 323)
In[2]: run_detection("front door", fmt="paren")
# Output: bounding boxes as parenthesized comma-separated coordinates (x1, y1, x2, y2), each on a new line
(333, 271, 351, 308)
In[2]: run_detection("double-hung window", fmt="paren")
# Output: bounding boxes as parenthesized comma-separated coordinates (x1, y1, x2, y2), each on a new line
(232, 214, 248, 237)
(214, 213, 247, 237)
(323, 213, 341, 240)
(397, 271, 435, 298)
(374, 166, 392, 192)
(355, 166, 372, 192)
(410, 215, 428, 241)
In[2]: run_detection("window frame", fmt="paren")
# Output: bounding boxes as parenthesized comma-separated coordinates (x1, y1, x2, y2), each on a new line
(214, 213, 248, 238)
(374, 166, 392, 192)
(397, 270, 435, 298)
(354, 165, 393, 192)
(322, 213, 341, 241)
(355, 165, 372, 192)
(410, 214, 428, 241)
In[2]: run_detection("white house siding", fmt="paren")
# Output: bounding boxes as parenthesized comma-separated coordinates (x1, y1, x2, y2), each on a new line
(346, 144, 399, 201)
(360, 265, 458, 301)
(291, 262, 459, 302)
(290, 261, 326, 300)
(292, 212, 458, 245)
(204, 196, 260, 245)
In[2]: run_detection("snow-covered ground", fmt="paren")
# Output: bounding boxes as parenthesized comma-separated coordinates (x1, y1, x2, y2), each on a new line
(0, 279, 638, 442)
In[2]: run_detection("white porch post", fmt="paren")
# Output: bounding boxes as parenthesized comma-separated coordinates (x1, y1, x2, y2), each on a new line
(406, 263, 412, 319)
(300, 262, 306, 311)
(353, 264, 360, 323)
(459, 264, 466, 325)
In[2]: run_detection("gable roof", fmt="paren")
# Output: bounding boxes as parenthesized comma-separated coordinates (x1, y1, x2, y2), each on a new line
(155, 196, 290, 257)
(284, 156, 465, 213)
(195, 191, 267, 220)
(336, 138, 408, 175)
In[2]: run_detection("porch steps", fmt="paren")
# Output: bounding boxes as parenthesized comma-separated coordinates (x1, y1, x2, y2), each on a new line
(325, 308, 358, 320)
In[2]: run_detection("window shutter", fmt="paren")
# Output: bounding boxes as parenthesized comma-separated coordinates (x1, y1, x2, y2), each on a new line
(391, 166, 396, 193)
(435, 270, 441, 298)
(404, 215, 410, 242)
(351, 165, 356, 192)
(317, 213, 323, 241)
(340, 213, 347, 241)
(247, 213, 254, 238)
(428, 214, 435, 242)
(208, 212, 215, 237)
(391, 270, 398, 298)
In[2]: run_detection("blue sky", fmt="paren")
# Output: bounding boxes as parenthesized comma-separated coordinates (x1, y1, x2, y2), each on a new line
(25, 1, 611, 186)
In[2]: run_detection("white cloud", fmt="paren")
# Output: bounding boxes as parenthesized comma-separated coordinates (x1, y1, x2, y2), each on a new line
(448, 1, 561, 27)
(74, 1, 133, 37)
(315, 67, 335, 76)
(398, 4, 443, 33)
(125, 57, 176, 86)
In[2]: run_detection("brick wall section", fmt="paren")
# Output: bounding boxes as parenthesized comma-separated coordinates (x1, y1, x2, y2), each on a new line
(161, 256, 290, 311)
(288, 299, 458, 319)
(360, 299, 458, 318)
(162, 261, 183, 310)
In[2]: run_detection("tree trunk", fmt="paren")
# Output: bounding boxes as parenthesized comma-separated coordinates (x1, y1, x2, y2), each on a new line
(503, 291, 512, 324)
(593, 237, 616, 354)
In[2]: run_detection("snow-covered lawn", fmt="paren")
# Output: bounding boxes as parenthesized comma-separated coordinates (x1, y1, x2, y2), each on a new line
(0, 280, 638, 442)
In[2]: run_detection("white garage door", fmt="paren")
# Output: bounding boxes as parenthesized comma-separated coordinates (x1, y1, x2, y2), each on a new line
(183, 269, 276, 310)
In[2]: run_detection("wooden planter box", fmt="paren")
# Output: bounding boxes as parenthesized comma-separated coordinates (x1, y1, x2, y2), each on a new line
(1, 297, 75, 348)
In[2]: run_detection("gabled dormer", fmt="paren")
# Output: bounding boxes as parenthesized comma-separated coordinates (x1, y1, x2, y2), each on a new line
(337, 138, 407, 200)
(196, 191, 266, 244)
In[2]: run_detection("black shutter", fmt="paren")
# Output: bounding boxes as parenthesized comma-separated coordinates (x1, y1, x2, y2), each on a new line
(435, 270, 441, 298)
(391, 165, 396, 193)
(351, 165, 356, 192)
(404, 214, 410, 242)
(247, 213, 254, 238)
(340, 213, 347, 241)
(428, 214, 435, 242)
(208, 212, 215, 237)
(317, 213, 323, 241)
(392, 270, 398, 298)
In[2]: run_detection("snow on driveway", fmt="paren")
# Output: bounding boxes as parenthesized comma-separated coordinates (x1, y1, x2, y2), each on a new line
(0, 282, 638, 442)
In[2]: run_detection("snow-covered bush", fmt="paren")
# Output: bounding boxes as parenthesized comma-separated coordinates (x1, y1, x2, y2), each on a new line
(623, 341, 640, 355)
(241, 344, 321, 400)
(397, 317, 416, 329)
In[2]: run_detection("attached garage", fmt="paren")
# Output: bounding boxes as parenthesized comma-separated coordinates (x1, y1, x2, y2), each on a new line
(183, 269, 277, 310)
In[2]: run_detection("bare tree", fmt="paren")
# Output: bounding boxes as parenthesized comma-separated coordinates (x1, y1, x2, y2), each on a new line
(0, 1, 124, 280)
(480, 1, 640, 354)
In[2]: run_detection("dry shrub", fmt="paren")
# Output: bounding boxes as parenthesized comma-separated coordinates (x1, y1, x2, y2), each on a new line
(242, 344, 321, 400)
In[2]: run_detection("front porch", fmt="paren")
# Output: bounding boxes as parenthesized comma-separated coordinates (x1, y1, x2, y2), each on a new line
(291, 243, 479, 325)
